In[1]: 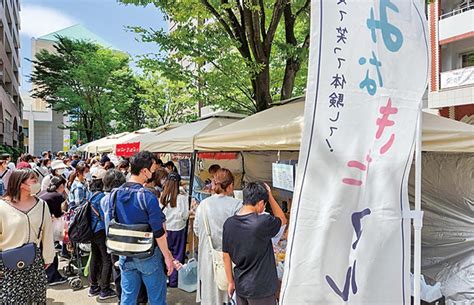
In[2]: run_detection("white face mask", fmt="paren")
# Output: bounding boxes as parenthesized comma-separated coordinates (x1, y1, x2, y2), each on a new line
(56, 169, 65, 175)
(85, 173, 92, 181)
(29, 182, 41, 195)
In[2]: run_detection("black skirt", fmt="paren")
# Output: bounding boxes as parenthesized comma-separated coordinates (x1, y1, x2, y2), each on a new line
(0, 246, 48, 304)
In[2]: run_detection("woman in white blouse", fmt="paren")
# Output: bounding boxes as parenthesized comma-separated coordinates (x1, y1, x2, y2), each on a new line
(193, 168, 242, 305)
(0, 169, 54, 303)
(160, 171, 189, 288)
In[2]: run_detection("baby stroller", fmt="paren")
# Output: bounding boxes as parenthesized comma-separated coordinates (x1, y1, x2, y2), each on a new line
(62, 210, 91, 290)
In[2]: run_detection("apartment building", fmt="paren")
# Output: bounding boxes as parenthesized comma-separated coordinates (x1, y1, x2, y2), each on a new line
(428, 0, 474, 123)
(0, 0, 22, 147)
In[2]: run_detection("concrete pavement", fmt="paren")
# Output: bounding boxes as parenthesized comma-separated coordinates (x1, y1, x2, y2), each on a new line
(46, 258, 197, 305)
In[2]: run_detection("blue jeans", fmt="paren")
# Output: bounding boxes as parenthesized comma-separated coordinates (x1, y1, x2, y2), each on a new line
(119, 248, 167, 305)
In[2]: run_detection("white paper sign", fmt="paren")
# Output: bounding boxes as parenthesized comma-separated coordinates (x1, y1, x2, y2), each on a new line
(272, 163, 295, 192)
(281, 1, 429, 304)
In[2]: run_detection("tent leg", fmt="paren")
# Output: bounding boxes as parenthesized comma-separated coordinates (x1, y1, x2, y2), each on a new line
(188, 150, 197, 208)
(414, 110, 423, 305)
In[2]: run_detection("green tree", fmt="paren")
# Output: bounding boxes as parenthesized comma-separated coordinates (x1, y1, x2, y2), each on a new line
(138, 72, 198, 126)
(29, 36, 142, 141)
(119, 0, 310, 113)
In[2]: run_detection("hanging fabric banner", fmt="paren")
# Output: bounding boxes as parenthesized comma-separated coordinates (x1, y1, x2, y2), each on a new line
(115, 142, 140, 157)
(281, 1, 429, 304)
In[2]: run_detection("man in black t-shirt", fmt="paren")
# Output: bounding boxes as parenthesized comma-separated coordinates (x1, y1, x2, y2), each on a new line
(222, 182, 287, 305)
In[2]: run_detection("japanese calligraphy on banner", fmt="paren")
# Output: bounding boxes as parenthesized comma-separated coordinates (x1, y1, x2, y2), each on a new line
(115, 142, 140, 157)
(281, 1, 429, 304)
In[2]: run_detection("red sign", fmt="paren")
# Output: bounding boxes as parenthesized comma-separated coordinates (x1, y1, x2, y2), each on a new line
(116, 142, 140, 157)
(198, 152, 238, 160)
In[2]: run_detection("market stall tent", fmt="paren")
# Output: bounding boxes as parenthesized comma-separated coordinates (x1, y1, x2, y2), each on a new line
(94, 128, 153, 153)
(119, 123, 182, 147)
(140, 112, 245, 153)
(195, 99, 474, 152)
(82, 132, 130, 154)
(78, 132, 130, 154)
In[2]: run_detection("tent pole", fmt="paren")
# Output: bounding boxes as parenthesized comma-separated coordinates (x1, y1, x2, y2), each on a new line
(414, 110, 422, 305)
(188, 150, 197, 207)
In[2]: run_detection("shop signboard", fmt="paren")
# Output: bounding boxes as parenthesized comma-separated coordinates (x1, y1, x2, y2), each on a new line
(116, 142, 140, 157)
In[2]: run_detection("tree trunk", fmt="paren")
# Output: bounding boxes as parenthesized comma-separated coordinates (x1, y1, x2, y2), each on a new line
(82, 114, 94, 142)
(281, 58, 299, 101)
(254, 63, 272, 112)
(280, 3, 299, 101)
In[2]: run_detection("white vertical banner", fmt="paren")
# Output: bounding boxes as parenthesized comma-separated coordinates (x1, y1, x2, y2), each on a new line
(281, 1, 429, 305)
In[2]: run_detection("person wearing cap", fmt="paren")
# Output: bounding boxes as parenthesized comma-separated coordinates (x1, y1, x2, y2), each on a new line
(87, 168, 116, 300)
(0, 154, 12, 196)
(99, 154, 111, 167)
(41, 160, 68, 191)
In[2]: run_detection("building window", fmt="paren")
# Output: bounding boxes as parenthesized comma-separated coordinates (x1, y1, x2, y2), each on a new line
(461, 52, 474, 68)
(5, 111, 12, 134)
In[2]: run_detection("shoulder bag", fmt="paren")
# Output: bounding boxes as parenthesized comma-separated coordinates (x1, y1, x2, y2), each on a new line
(1, 199, 45, 271)
(106, 188, 155, 259)
(201, 204, 228, 291)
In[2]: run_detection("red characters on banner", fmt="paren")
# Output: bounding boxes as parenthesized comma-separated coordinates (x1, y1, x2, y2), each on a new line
(197, 152, 238, 160)
(116, 142, 140, 157)
(342, 97, 398, 187)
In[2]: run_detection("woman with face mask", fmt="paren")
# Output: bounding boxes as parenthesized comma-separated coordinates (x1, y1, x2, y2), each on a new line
(41, 160, 68, 192)
(67, 162, 90, 210)
(0, 169, 55, 303)
(38, 176, 69, 286)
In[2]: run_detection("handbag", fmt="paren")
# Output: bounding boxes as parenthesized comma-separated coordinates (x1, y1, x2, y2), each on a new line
(105, 189, 155, 259)
(178, 258, 198, 292)
(201, 205, 228, 291)
(1, 200, 45, 271)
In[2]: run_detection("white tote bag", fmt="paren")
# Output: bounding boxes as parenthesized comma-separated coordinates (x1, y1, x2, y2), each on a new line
(202, 205, 228, 291)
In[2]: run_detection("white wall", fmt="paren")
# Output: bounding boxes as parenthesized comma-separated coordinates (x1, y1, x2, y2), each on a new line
(439, 9, 474, 42)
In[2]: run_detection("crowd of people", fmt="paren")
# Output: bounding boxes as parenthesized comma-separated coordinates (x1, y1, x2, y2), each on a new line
(0, 150, 288, 305)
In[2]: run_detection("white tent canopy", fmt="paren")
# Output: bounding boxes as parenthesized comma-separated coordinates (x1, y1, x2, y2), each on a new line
(94, 128, 153, 153)
(195, 99, 474, 152)
(120, 123, 182, 147)
(140, 113, 245, 153)
(78, 132, 130, 153)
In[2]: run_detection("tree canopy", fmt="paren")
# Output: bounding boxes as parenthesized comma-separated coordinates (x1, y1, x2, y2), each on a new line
(29, 36, 145, 141)
(120, 0, 310, 113)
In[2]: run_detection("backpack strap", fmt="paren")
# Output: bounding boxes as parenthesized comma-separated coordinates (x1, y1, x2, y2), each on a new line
(111, 186, 149, 223)
(111, 189, 119, 222)
(0, 169, 8, 179)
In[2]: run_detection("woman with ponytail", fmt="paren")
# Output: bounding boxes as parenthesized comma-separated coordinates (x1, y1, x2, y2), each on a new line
(160, 171, 189, 287)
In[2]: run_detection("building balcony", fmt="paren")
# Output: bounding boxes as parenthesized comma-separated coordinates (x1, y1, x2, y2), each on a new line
(440, 66, 474, 89)
(439, 3, 474, 44)
(429, 67, 474, 108)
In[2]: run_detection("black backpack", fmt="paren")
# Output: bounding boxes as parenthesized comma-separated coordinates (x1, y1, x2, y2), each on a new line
(68, 192, 101, 243)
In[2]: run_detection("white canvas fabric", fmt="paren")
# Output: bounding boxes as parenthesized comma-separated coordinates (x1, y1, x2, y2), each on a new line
(280, 1, 429, 304)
